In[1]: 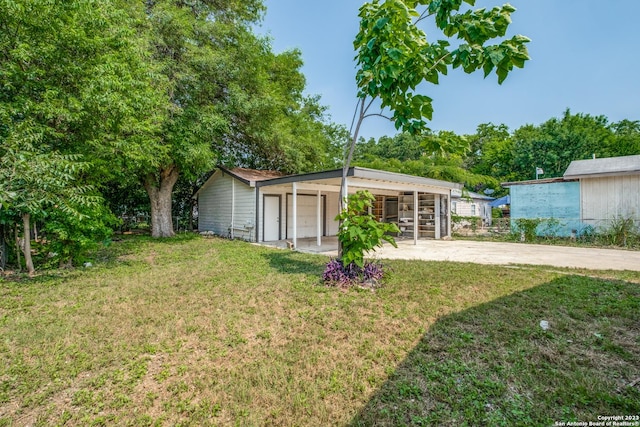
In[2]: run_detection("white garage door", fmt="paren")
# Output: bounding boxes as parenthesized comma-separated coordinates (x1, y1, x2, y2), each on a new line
(287, 194, 324, 238)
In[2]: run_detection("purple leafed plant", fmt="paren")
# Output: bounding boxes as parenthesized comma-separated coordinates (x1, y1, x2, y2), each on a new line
(322, 259, 387, 289)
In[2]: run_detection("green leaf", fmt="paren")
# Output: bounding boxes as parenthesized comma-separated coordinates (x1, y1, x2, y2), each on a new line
(387, 48, 403, 61)
(374, 17, 389, 30)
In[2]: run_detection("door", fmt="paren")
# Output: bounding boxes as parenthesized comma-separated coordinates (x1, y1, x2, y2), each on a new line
(263, 195, 281, 241)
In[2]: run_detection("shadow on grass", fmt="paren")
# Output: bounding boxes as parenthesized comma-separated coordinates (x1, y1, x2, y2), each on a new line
(262, 250, 327, 276)
(350, 275, 640, 426)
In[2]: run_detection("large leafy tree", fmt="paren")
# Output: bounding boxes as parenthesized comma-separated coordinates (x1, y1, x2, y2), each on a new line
(510, 109, 615, 180)
(353, 131, 500, 192)
(609, 119, 640, 157)
(465, 123, 516, 182)
(132, 1, 341, 237)
(0, 0, 162, 270)
(341, 0, 530, 209)
(130, 0, 261, 237)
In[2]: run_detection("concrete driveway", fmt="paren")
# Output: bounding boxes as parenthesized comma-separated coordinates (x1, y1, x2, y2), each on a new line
(369, 239, 640, 271)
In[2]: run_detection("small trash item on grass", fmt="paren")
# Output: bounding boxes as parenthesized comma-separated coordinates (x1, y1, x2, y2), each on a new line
(539, 320, 550, 330)
(83, 262, 93, 268)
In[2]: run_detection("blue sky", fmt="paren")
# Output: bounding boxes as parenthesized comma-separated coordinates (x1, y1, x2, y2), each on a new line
(256, 0, 640, 140)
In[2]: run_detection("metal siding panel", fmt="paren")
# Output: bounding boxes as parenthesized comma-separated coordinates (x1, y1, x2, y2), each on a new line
(581, 176, 640, 228)
(621, 175, 640, 218)
(509, 181, 581, 236)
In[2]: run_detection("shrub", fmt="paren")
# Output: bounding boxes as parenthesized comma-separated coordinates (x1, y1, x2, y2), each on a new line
(326, 190, 399, 289)
(511, 218, 543, 242)
(322, 258, 387, 289)
(598, 216, 639, 247)
(540, 218, 563, 239)
(43, 203, 119, 267)
(452, 215, 481, 233)
(336, 190, 400, 268)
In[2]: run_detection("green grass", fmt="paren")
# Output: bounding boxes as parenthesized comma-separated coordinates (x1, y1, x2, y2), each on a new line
(0, 235, 638, 426)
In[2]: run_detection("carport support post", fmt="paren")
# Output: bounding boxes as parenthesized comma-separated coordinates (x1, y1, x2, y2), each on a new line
(317, 190, 322, 247)
(435, 194, 441, 239)
(413, 191, 418, 245)
(292, 182, 297, 249)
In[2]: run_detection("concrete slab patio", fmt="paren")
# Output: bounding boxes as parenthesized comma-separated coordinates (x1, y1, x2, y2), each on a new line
(261, 238, 640, 271)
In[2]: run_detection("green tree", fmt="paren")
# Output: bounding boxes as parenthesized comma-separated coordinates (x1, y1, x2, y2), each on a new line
(465, 123, 516, 184)
(353, 131, 500, 195)
(129, 1, 340, 237)
(1, 0, 156, 271)
(609, 119, 640, 157)
(511, 109, 615, 180)
(341, 0, 529, 216)
(0, 141, 102, 274)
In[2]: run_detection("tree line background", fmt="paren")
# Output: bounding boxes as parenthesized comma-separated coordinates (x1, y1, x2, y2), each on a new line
(1, 0, 639, 273)
(354, 110, 640, 197)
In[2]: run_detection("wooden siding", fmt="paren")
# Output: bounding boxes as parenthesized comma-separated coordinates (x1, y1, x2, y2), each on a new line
(231, 180, 256, 241)
(198, 171, 232, 236)
(452, 199, 493, 225)
(581, 175, 640, 228)
(197, 172, 255, 240)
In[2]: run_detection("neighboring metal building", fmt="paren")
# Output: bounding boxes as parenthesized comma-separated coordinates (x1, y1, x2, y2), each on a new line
(503, 154, 640, 235)
(195, 166, 462, 249)
(503, 178, 581, 236)
(564, 154, 640, 229)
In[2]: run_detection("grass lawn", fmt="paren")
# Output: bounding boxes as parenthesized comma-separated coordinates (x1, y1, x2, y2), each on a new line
(1, 235, 638, 426)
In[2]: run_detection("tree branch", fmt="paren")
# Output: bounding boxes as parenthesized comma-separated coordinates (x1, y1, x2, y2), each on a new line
(363, 112, 392, 121)
(427, 51, 453, 74)
(415, 8, 435, 25)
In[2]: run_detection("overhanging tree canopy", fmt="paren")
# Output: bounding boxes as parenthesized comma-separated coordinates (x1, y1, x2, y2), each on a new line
(341, 0, 530, 209)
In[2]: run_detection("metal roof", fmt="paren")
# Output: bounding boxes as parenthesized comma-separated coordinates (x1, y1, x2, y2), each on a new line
(223, 167, 283, 185)
(196, 166, 462, 198)
(489, 195, 510, 207)
(256, 166, 463, 192)
(451, 189, 495, 200)
(563, 154, 640, 179)
(502, 177, 574, 187)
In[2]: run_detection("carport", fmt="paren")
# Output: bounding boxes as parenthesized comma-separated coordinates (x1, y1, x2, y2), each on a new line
(255, 167, 462, 249)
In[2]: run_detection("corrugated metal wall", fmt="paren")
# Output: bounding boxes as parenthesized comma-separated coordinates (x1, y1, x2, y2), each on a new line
(581, 175, 640, 229)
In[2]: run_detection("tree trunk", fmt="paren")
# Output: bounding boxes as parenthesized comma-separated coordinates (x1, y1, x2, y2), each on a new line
(338, 98, 367, 259)
(144, 165, 180, 238)
(14, 224, 21, 272)
(21, 213, 35, 276)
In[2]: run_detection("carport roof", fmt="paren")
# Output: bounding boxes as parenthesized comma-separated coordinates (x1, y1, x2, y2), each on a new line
(255, 166, 463, 193)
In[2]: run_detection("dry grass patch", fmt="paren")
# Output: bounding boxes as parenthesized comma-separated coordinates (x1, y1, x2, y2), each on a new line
(0, 235, 637, 426)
